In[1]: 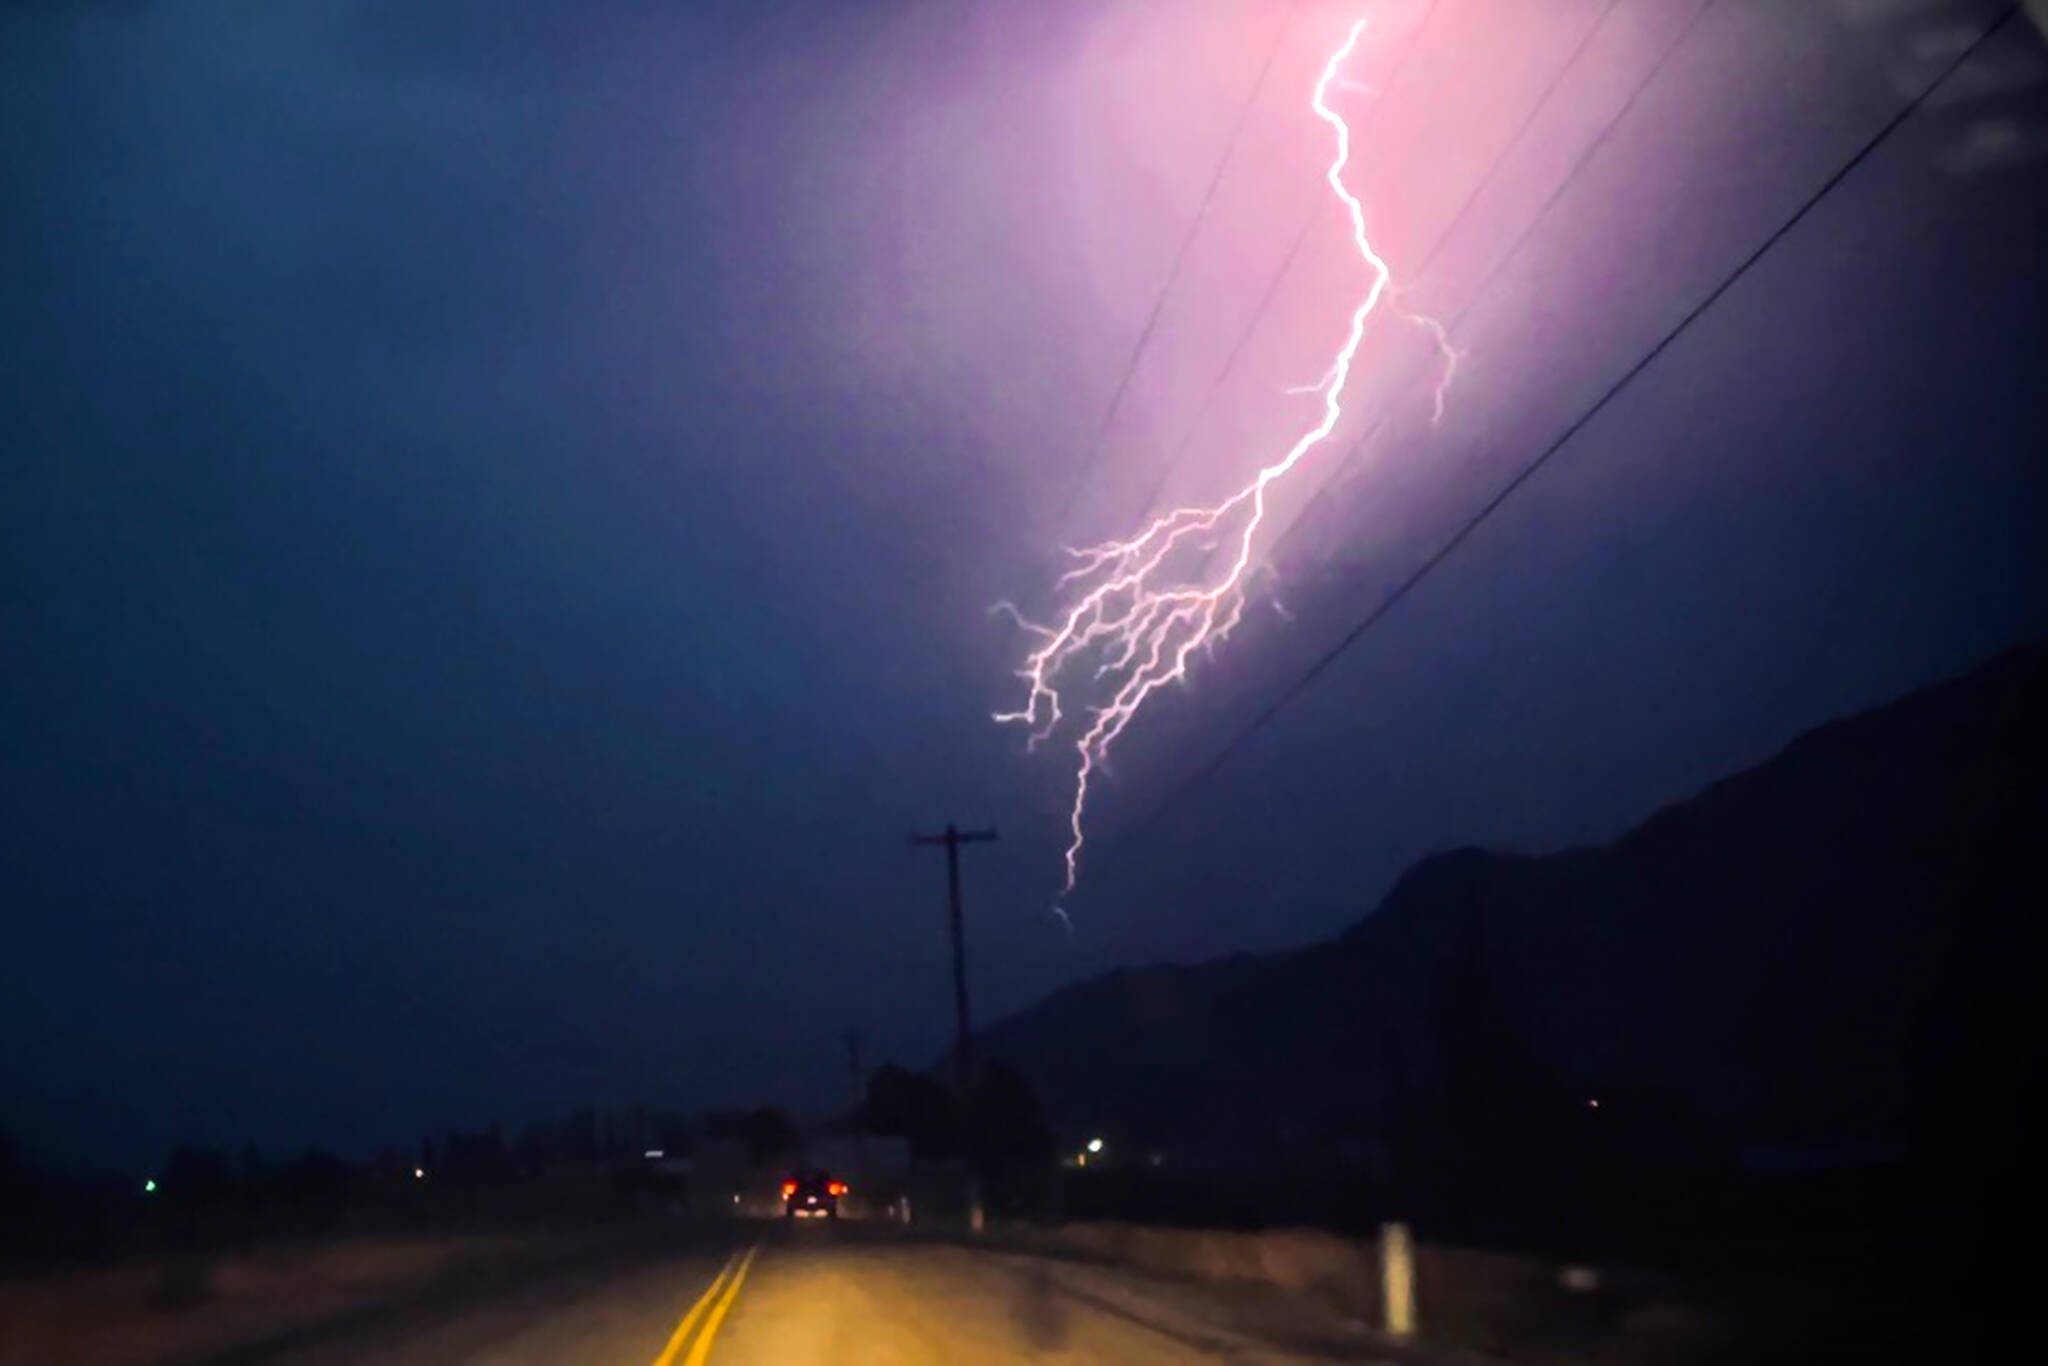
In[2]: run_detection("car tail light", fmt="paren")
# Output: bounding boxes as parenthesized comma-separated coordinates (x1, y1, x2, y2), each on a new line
(780, 1180, 796, 1198)
(828, 1181, 847, 1197)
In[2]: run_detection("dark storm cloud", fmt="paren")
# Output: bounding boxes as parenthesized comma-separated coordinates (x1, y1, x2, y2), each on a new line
(0, 0, 1031, 1164)
(1053, 0, 2048, 961)
(3, 0, 2045, 1169)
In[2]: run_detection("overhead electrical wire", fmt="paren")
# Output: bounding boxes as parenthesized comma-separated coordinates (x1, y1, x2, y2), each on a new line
(1124, 0, 1453, 526)
(1271, 0, 1719, 553)
(1090, 2, 2024, 875)
(1053, 0, 1305, 527)
(1142, 0, 1659, 592)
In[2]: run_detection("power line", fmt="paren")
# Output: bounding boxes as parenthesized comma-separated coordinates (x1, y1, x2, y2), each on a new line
(1096, 2, 2022, 872)
(1274, 0, 1717, 555)
(1159, 0, 1663, 598)
(1054, 1, 1303, 527)
(1125, 0, 1452, 526)
(1404, 0, 1632, 300)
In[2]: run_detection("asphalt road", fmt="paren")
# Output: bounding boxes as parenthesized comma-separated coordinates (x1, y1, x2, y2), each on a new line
(218, 1220, 1392, 1365)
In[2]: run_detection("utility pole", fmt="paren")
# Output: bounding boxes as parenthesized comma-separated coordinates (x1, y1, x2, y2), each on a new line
(908, 824, 997, 1096)
(846, 1026, 866, 1184)
(909, 823, 997, 1231)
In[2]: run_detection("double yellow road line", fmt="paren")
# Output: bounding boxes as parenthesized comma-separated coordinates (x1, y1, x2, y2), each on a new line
(651, 1242, 759, 1366)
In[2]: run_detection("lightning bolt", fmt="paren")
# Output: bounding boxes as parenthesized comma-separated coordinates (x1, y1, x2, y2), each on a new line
(998, 17, 1448, 902)
(1400, 304, 1463, 426)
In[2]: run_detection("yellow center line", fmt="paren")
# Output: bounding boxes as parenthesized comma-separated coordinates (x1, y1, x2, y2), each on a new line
(680, 1242, 760, 1366)
(650, 1246, 743, 1366)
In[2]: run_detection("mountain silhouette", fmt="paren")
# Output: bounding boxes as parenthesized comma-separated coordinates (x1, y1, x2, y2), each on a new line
(979, 641, 2048, 1182)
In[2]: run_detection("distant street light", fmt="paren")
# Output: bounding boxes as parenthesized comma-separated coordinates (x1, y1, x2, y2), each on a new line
(143, 1178, 157, 1194)
(1085, 1137, 1105, 1154)
(413, 1167, 426, 1179)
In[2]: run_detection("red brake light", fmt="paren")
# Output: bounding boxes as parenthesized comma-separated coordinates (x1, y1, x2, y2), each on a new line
(828, 1181, 847, 1197)
(780, 1180, 796, 1198)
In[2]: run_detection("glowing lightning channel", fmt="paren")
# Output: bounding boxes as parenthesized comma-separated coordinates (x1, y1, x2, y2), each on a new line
(1400, 305, 1463, 425)
(998, 18, 1443, 902)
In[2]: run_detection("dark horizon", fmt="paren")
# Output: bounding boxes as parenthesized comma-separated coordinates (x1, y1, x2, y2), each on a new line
(13, 634, 2043, 1185)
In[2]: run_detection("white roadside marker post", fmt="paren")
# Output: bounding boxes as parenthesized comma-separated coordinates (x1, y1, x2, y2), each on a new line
(1381, 1221, 1416, 1340)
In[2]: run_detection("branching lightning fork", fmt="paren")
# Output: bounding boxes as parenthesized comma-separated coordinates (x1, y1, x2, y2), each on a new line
(998, 17, 1448, 903)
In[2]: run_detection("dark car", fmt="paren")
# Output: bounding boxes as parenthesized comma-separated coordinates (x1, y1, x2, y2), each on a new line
(781, 1170, 844, 1218)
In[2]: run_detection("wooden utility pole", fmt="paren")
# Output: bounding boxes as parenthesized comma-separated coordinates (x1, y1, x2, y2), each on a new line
(909, 823, 997, 1233)
(908, 824, 997, 1096)
(846, 1026, 866, 1181)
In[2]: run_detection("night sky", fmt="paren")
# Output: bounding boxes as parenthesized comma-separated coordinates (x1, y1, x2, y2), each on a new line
(5, 0, 2046, 1172)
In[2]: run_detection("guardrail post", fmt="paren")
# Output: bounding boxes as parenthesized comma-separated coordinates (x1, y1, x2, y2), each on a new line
(1380, 1221, 1416, 1340)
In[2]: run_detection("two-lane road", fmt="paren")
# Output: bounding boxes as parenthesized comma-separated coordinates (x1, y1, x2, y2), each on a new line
(214, 1221, 1387, 1365)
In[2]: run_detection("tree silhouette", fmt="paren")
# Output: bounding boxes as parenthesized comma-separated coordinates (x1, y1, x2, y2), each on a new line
(971, 1062, 1053, 1162)
(740, 1107, 797, 1165)
(1393, 908, 1574, 1227)
(865, 1063, 962, 1157)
